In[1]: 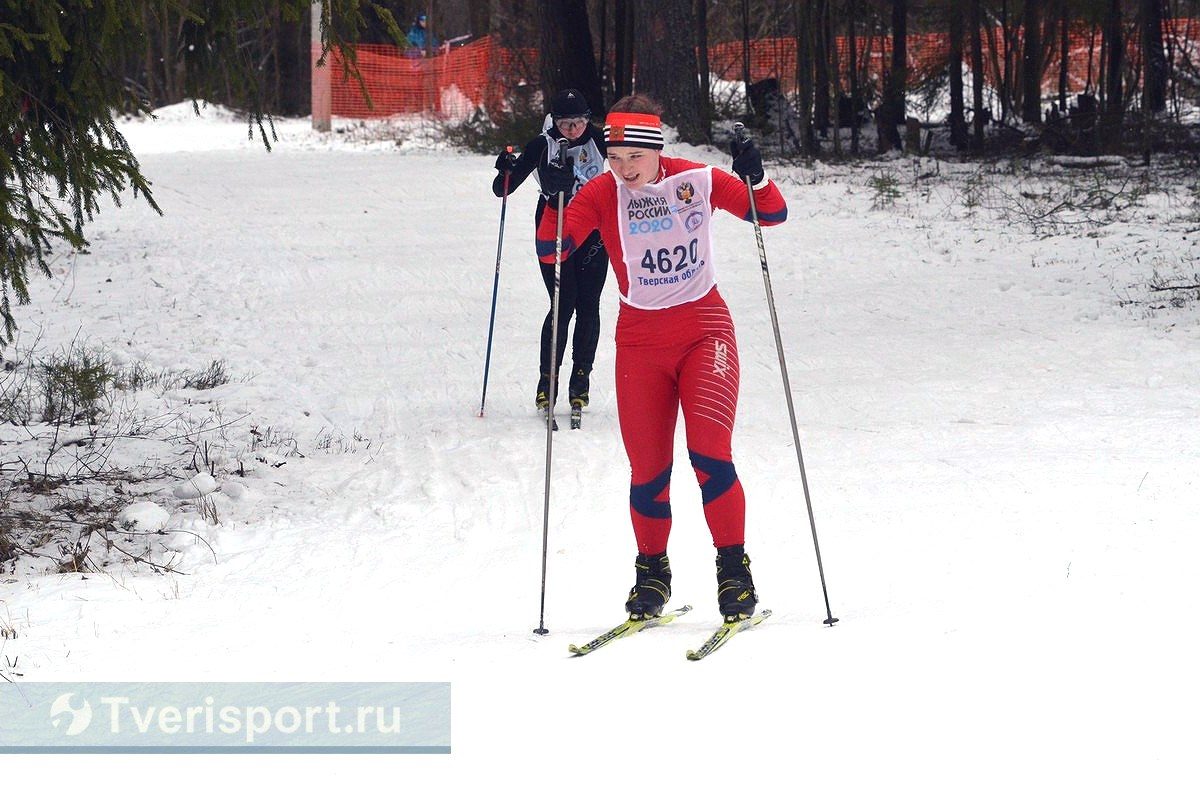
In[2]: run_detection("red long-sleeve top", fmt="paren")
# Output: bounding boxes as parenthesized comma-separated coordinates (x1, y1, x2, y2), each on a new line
(536, 155, 787, 305)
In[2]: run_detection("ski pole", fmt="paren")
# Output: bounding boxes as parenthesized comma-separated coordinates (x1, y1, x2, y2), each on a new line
(734, 122, 838, 627)
(479, 145, 513, 417)
(535, 138, 570, 636)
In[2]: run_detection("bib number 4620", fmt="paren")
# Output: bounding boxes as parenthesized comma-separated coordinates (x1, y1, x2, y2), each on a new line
(640, 239, 699, 275)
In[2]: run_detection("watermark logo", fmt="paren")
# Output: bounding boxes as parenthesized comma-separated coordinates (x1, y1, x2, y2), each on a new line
(2, 682, 450, 754)
(49, 693, 93, 736)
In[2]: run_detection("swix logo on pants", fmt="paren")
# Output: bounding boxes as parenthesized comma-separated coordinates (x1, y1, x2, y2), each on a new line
(713, 340, 730, 377)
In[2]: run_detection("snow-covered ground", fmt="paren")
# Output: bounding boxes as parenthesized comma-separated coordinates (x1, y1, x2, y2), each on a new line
(3, 103, 1200, 793)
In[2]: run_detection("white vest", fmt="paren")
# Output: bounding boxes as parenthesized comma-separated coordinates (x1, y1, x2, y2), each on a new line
(616, 166, 717, 310)
(543, 130, 605, 197)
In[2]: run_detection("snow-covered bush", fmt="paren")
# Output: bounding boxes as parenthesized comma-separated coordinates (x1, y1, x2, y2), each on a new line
(0, 341, 246, 577)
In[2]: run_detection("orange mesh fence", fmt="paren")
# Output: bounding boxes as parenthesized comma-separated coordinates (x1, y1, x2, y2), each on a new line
(326, 35, 537, 119)
(327, 24, 1199, 119)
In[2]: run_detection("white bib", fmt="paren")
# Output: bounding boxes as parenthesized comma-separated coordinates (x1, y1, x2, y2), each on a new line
(544, 132, 605, 196)
(616, 166, 717, 310)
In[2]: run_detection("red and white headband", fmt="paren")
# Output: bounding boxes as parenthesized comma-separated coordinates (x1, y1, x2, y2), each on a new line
(604, 112, 664, 150)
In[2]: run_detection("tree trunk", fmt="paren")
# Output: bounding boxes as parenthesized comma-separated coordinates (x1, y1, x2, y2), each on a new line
(827, 0, 840, 155)
(1102, 0, 1124, 149)
(948, 0, 967, 148)
(597, 0, 608, 103)
(424, 1, 434, 57)
(696, 0, 712, 133)
(1086, 21, 1097, 92)
(613, 0, 634, 99)
(1058, 0, 1069, 112)
(1142, 0, 1167, 113)
(795, 0, 817, 154)
(633, 0, 705, 143)
(741, 0, 752, 117)
(1000, 0, 1013, 122)
(467, 0, 491, 40)
(879, 0, 906, 152)
(848, 0, 860, 154)
(164, 9, 180, 103)
(814, 0, 830, 132)
(141, 4, 160, 105)
(970, 0, 986, 151)
(538, 0, 602, 115)
(276, 4, 309, 115)
(1022, 0, 1043, 123)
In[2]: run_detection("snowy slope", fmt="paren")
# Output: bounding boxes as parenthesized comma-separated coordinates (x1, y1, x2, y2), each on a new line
(3, 105, 1199, 795)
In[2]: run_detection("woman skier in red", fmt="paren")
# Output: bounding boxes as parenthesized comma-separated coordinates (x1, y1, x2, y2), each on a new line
(535, 95, 788, 622)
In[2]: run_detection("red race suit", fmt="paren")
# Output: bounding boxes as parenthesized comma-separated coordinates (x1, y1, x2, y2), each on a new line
(537, 156, 787, 554)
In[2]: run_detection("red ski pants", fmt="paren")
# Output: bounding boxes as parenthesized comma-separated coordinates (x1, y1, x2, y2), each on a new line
(614, 289, 745, 555)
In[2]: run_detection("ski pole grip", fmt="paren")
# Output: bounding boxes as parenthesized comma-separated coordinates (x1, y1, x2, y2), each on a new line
(551, 137, 569, 168)
(733, 122, 750, 144)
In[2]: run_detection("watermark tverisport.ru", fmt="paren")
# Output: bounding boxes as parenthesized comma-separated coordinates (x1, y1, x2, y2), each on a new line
(54, 693, 407, 743)
(4, 682, 450, 753)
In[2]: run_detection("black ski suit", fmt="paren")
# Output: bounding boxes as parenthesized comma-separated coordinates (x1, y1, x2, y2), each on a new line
(491, 122, 609, 397)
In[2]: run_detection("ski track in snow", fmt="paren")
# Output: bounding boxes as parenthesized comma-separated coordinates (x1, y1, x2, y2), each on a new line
(2, 113, 1199, 794)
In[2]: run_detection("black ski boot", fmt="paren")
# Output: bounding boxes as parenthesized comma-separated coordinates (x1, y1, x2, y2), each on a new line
(535, 372, 558, 410)
(568, 364, 591, 408)
(624, 552, 671, 620)
(716, 545, 758, 622)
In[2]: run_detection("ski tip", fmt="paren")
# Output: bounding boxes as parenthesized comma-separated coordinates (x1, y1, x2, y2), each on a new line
(567, 644, 588, 656)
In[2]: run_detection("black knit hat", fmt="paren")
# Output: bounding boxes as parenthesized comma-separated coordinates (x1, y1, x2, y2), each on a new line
(551, 89, 590, 119)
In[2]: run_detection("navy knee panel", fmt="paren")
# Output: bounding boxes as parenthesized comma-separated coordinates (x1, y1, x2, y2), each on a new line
(630, 464, 673, 519)
(688, 451, 738, 505)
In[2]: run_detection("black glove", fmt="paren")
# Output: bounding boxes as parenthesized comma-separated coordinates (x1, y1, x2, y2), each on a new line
(494, 150, 518, 173)
(730, 136, 765, 186)
(538, 155, 575, 198)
